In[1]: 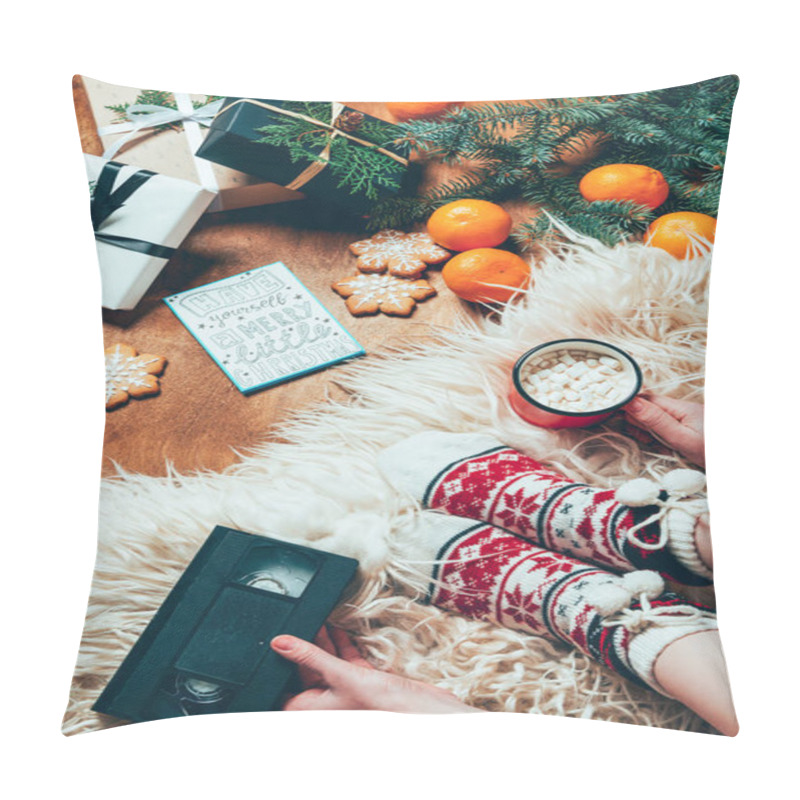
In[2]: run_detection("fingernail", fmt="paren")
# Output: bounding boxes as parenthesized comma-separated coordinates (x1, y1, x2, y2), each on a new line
(271, 635, 294, 652)
(626, 397, 644, 413)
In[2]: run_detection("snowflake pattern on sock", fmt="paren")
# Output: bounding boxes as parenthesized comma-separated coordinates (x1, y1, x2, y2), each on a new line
(105, 343, 166, 410)
(427, 521, 698, 687)
(424, 445, 710, 585)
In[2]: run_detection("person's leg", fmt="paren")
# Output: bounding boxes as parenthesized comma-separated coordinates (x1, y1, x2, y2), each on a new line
(654, 630, 738, 736)
(380, 431, 712, 585)
(401, 511, 735, 733)
(693, 514, 714, 571)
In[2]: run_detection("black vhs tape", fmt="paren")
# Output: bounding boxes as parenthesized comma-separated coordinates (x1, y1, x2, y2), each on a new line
(93, 526, 358, 722)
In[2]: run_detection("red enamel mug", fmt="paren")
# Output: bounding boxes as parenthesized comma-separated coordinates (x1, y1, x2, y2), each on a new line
(509, 338, 642, 429)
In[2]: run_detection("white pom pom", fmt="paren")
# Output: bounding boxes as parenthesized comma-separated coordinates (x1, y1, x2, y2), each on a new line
(616, 478, 661, 507)
(662, 469, 706, 495)
(585, 581, 632, 616)
(327, 512, 393, 578)
(621, 570, 665, 600)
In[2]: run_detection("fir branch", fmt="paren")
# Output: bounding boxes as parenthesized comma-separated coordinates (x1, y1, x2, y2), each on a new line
(514, 200, 653, 248)
(365, 168, 499, 231)
(254, 101, 406, 201)
(329, 138, 405, 200)
(372, 76, 738, 246)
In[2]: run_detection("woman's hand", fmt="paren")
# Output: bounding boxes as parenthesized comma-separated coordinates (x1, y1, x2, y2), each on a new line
(624, 394, 705, 468)
(271, 626, 481, 714)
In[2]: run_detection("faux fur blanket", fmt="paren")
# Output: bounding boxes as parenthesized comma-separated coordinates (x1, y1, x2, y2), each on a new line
(64, 230, 712, 735)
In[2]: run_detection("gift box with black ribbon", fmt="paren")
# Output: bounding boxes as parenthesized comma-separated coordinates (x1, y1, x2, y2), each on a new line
(81, 76, 303, 212)
(195, 99, 414, 215)
(86, 154, 215, 309)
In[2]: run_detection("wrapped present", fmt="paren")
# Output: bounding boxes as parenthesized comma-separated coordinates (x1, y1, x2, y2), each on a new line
(80, 76, 303, 212)
(195, 99, 414, 215)
(86, 155, 215, 310)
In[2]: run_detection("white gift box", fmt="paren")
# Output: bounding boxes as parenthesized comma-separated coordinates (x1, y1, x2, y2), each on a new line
(85, 154, 216, 310)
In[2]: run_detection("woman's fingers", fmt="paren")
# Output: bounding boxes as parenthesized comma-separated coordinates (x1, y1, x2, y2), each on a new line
(291, 628, 337, 688)
(329, 627, 374, 670)
(625, 396, 686, 440)
(315, 625, 338, 657)
(281, 687, 344, 712)
(625, 395, 705, 467)
(271, 635, 349, 686)
(642, 393, 702, 427)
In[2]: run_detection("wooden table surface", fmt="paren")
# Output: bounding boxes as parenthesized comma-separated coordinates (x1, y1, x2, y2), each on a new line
(75, 80, 486, 476)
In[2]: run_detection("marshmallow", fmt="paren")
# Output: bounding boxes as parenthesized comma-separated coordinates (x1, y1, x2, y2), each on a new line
(519, 347, 635, 414)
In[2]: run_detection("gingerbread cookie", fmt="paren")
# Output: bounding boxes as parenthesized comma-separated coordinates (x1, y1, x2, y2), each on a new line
(332, 273, 436, 316)
(349, 229, 450, 278)
(105, 343, 167, 411)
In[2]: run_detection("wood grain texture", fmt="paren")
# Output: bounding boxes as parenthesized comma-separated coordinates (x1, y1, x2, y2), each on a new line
(92, 100, 481, 476)
(72, 75, 104, 156)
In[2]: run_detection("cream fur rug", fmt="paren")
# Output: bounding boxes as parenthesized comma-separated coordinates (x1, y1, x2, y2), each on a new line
(65, 229, 713, 735)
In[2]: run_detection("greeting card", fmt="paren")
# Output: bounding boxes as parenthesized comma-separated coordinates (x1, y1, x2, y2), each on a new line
(165, 263, 365, 393)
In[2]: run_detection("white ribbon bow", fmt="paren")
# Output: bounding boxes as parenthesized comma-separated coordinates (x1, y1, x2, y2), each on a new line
(624, 497, 689, 551)
(616, 469, 706, 551)
(99, 97, 225, 160)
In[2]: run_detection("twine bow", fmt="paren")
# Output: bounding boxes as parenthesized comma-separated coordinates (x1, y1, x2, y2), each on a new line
(215, 99, 409, 164)
(98, 96, 408, 199)
(213, 99, 409, 193)
(601, 594, 712, 634)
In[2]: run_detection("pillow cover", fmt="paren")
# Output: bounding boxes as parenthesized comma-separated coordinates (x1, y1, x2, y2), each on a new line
(66, 75, 739, 735)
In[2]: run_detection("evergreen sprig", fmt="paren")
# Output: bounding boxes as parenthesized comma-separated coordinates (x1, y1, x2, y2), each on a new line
(255, 102, 408, 201)
(370, 76, 739, 247)
(106, 90, 223, 134)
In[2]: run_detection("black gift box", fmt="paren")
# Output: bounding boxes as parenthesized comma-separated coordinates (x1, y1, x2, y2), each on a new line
(195, 98, 415, 215)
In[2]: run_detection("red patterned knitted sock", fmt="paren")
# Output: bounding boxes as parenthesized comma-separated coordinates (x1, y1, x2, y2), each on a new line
(403, 512, 717, 695)
(379, 431, 712, 585)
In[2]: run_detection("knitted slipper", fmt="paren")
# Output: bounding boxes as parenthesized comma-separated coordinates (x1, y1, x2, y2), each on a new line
(399, 512, 717, 696)
(379, 431, 712, 585)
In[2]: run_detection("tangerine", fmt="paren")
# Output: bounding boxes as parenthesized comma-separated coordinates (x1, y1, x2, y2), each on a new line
(427, 199, 513, 251)
(385, 102, 453, 120)
(442, 248, 531, 304)
(645, 212, 717, 258)
(579, 164, 669, 209)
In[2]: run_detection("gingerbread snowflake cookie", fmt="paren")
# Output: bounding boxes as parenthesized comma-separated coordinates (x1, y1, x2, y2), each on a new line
(105, 343, 167, 411)
(332, 273, 436, 316)
(349, 229, 450, 278)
